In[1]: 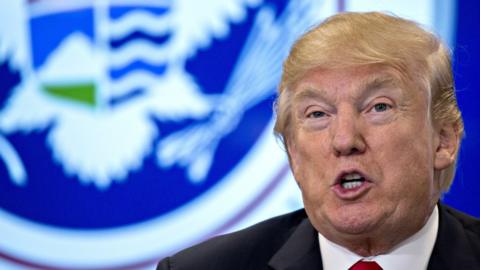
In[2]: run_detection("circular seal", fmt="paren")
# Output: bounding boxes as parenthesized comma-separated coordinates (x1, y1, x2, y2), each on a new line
(0, 0, 456, 269)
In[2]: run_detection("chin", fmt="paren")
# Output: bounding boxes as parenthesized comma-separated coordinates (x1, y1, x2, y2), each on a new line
(331, 217, 379, 235)
(324, 204, 385, 235)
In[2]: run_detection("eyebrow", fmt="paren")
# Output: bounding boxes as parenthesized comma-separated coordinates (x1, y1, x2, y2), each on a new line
(358, 76, 400, 99)
(293, 87, 331, 104)
(293, 74, 399, 107)
(364, 76, 398, 88)
(293, 76, 399, 102)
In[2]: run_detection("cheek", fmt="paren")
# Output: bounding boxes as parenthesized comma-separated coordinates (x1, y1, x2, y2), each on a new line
(289, 135, 330, 194)
(370, 127, 435, 199)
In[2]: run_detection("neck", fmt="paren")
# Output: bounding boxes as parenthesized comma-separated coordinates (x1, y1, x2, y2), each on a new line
(337, 235, 406, 257)
(321, 204, 437, 257)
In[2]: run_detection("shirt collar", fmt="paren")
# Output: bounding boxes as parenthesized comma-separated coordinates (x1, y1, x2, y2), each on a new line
(318, 205, 439, 270)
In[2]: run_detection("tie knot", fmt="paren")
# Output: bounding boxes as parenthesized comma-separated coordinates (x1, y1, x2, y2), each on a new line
(349, 260, 383, 270)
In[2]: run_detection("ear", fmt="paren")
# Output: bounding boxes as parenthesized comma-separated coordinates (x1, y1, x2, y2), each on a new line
(434, 123, 459, 170)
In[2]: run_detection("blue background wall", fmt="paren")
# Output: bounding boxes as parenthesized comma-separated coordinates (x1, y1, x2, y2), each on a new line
(444, 0, 480, 217)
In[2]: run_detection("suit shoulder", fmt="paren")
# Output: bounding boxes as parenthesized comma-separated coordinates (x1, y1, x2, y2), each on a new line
(158, 209, 308, 270)
(441, 203, 480, 258)
(442, 204, 480, 235)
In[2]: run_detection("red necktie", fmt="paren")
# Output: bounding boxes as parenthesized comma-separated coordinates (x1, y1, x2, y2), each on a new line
(349, 260, 383, 270)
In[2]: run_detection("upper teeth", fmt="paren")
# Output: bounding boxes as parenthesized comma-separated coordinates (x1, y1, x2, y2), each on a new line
(343, 173, 362, 181)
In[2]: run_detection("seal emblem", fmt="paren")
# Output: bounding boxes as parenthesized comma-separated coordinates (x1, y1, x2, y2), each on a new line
(0, 0, 455, 268)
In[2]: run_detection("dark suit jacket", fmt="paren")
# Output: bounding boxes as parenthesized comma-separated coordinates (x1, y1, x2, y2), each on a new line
(157, 204, 480, 269)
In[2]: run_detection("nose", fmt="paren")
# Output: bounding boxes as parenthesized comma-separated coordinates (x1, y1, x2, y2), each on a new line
(330, 109, 366, 156)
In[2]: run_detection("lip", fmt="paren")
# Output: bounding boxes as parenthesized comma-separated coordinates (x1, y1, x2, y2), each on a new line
(331, 169, 373, 200)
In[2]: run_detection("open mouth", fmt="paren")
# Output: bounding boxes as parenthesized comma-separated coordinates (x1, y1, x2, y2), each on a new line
(340, 172, 366, 190)
(332, 170, 372, 199)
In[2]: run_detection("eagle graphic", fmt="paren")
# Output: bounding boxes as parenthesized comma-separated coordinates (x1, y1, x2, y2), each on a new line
(0, 0, 323, 188)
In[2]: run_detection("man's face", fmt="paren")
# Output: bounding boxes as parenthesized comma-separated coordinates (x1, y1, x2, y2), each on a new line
(287, 65, 451, 250)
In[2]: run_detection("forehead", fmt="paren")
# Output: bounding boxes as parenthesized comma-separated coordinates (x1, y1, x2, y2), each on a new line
(292, 65, 410, 100)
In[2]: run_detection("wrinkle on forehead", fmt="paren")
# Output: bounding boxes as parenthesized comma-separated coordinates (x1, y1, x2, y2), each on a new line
(292, 68, 404, 105)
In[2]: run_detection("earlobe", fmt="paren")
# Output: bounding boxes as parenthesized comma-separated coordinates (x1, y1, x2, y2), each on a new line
(434, 124, 459, 170)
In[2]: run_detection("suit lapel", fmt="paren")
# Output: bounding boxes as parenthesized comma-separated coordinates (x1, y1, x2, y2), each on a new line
(268, 218, 323, 270)
(267, 203, 479, 270)
(427, 204, 479, 270)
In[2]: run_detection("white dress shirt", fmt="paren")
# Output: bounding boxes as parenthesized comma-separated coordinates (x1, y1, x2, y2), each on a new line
(318, 205, 439, 270)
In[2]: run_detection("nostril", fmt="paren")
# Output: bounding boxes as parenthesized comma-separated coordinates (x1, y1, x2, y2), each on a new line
(350, 147, 361, 155)
(333, 143, 365, 156)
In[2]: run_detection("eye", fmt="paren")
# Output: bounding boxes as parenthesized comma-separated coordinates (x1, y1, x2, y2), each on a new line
(371, 102, 392, 112)
(307, 111, 326, 118)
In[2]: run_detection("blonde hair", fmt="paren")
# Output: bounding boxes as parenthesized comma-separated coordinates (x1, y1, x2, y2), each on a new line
(274, 12, 463, 192)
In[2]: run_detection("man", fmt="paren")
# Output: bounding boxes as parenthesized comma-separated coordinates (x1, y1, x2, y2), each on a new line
(157, 12, 480, 270)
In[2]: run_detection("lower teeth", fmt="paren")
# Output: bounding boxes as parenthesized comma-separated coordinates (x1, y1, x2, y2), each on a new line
(342, 181, 362, 189)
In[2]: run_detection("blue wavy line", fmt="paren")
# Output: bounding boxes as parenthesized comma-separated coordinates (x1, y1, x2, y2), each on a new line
(109, 60, 168, 80)
(110, 30, 172, 49)
(108, 87, 145, 107)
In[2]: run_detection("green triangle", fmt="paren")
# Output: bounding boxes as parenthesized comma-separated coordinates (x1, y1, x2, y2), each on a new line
(43, 82, 96, 106)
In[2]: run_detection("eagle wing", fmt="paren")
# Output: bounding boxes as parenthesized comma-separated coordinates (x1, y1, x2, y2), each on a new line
(157, 0, 326, 182)
(167, 0, 261, 60)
